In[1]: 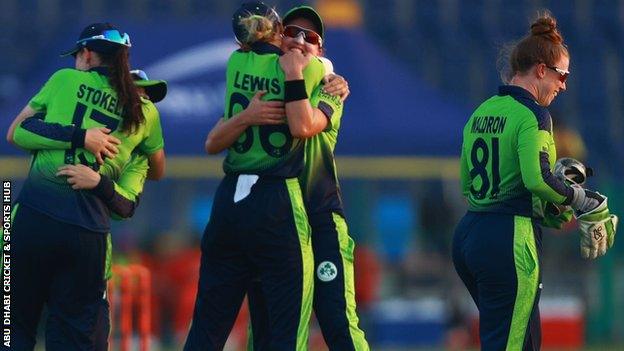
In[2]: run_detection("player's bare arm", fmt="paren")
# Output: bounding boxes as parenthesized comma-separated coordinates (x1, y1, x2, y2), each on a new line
(6, 104, 36, 145)
(280, 49, 328, 138)
(147, 149, 165, 180)
(205, 91, 285, 154)
(206, 77, 344, 154)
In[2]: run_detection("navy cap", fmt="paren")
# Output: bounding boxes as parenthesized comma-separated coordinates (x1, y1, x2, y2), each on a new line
(283, 6, 324, 40)
(61, 23, 131, 57)
(232, 2, 281, 44)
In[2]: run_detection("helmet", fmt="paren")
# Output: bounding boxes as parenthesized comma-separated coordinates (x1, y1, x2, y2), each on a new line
(553, 157, 593, 185)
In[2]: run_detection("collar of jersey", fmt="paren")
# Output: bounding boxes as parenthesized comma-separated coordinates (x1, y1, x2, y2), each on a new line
(498, 85, 537, 102)
(249, 42, 283, 56)
(88, 66, 111, 76)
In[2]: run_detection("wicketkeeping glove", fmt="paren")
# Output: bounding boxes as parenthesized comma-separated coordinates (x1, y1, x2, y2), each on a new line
(569, 185, 603, 213)
(553, 157, 593, 185)
(575, 195, 618, 259)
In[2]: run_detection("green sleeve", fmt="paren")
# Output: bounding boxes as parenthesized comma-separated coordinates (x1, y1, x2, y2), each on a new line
(517, 117, 569, 204)
(137, 100, 165, 155)
(110, 153, 149, 220)
(540, 203, 574, 229)
(13, 113, 84, 151)
(115, 153, 148, 201)
(309, 84, 343, 131)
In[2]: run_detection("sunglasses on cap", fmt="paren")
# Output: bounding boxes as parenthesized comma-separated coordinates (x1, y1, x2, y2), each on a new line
(283, 25, 322, 46)
(130, 69, 149, 81)
(77, 29, 132, 47)
(546, 65, 570, 83)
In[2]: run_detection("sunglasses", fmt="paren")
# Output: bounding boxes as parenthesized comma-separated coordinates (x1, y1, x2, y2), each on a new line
(77, 29, 132, 47)
(283, 25, 322, 46)
(130, 69, 149, 81)
(546, 65, 570, 83)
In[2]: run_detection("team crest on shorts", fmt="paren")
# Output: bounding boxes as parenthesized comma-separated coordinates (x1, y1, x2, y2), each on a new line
(317, 261, 338, 282)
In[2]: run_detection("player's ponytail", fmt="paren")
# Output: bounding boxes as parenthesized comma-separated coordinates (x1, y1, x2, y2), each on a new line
(506, 10, 568, 77)
(100, 46, 145, 134)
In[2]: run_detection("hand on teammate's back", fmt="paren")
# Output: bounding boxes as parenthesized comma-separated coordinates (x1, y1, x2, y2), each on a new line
(241, 91, 285, 126)
(323, 74, 350, 102)
(85, 127, 121, 164)
(56, 164, 102, 190)
(279, 49, 312, 79)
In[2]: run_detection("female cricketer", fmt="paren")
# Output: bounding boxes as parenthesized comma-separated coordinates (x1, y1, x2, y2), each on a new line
(6, 23, 164, 350)
(22, 69, 167, 351)
(242, 6, 369, 351)
(452, 13, 610, 350)
(183, 2, 329, 350)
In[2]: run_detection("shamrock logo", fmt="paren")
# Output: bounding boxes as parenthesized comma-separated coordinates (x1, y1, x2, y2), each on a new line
(317, 261, 338, 282)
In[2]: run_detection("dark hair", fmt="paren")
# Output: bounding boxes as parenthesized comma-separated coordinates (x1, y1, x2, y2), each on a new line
(99, 46, 144, 134)
(507, 11, 568, 77)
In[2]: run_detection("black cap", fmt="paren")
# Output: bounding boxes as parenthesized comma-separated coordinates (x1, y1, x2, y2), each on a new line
(61, 23, 131, 57)
(283, 5, 324, 39)
(232, 2, 281, 44)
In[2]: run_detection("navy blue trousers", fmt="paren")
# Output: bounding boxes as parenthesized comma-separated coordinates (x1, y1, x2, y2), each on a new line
(452, 211, 542, 351)
(247, 211, 369, 351)
(9, 204, 107, 351)
(184, 175, 313, 351)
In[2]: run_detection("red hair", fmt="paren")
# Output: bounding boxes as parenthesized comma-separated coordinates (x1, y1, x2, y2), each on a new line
(509, 11, 569, 76)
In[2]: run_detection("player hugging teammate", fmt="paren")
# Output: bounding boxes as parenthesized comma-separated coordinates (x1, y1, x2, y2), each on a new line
(6, 23, 165, 350)
(6, 3, 617, 351)
(185, 2, 369, 350)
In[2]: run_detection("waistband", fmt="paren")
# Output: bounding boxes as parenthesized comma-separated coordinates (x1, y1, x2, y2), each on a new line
(223, 173, 297, 184)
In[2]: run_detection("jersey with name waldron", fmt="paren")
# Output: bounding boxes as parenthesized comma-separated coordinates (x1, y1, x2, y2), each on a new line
(460, 85, 573, 218)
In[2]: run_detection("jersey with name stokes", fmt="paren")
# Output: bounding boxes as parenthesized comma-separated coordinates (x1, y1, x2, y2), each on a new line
(18, 68, 163, 232)
(223, 44, 325, 178)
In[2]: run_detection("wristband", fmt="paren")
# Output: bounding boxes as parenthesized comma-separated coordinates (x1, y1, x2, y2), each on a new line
(284, 80, 307, 102)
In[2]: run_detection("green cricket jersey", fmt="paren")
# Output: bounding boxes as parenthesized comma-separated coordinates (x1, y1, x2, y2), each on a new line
(104, 151, 149, 221)
(460, 85, 573, 217)
(15, 114, 150, 217)
(113, 152, 148, 205)
(299, 84, 345, 215)
(222, 42, 325, 178)
(13, 67, 164, 232)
